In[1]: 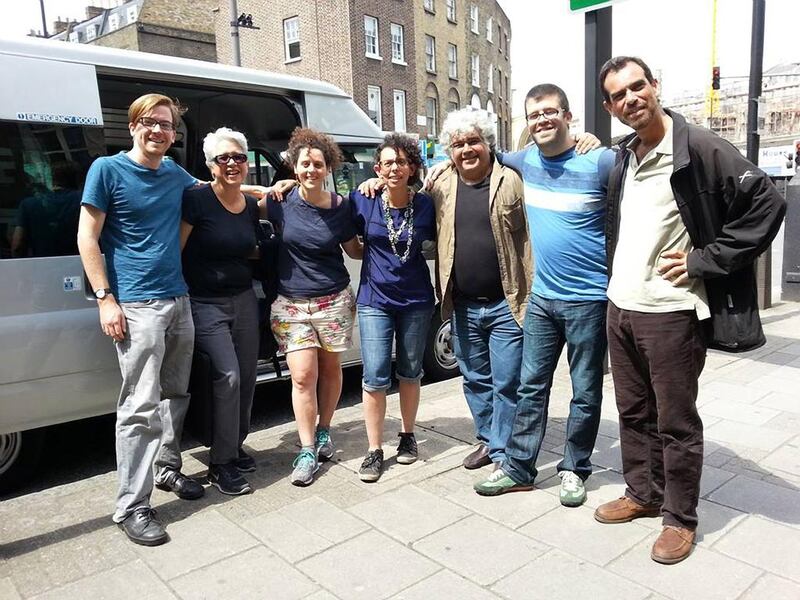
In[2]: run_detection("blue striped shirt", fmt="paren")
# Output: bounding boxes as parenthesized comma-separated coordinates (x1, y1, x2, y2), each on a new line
(500, 146, 614, 301)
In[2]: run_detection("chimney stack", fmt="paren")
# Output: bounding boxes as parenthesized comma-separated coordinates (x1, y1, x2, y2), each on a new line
(53, 17, 71, 35)
(85, 6, 105, 20)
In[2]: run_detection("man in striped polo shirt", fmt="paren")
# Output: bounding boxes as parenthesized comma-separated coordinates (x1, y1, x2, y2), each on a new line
(474, 84, 615, 505)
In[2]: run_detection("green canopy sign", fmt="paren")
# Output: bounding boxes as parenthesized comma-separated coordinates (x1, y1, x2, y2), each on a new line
(570, 0, 613, 11)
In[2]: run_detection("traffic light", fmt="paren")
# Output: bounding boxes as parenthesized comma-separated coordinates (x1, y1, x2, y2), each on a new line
(712, 66, 721, 90)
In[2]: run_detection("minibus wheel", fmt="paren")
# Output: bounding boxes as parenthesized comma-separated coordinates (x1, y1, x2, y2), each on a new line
(0, 429, 45, 495)
(423, 310, 459, 381)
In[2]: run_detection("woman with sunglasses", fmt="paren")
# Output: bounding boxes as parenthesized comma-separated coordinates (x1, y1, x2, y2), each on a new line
(180, 127, 260, 496)
(350, 133, 436, 482)
(268, 127, 362, 487)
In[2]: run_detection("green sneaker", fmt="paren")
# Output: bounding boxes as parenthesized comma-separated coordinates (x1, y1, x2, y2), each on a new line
(315, 427, 334, 461)
(559, 471, 587, 507)
(473, 469, 533, 496)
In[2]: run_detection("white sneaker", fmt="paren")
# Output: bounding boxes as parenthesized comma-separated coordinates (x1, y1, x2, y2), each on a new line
(559, 471, 586, 507)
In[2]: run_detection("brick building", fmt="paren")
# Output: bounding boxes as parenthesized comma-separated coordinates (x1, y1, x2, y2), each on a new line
(214, 0, 511, 147)
(49, 0, 217, 63)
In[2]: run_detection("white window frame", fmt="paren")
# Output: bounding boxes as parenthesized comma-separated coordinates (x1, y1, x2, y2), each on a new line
(425, 35, 436, 73)
(364, 15, 381, 59)
(390, 23, 405, 64)
(393, 89, 407, 132)
(283, 16, 300, 62)
(85, 24, 97, 41)
(470, 93, 481, 109)
(424, 0, 435, 13)
(470, 5, 479, 34)
(425, 97, 438, 136)
(68, 31, 79, 43)
(368, 85, 382, 129)
(486, 16, 493, 42)
(471, 54, 480, 87)
(126, 5, 138, 23)
(487, 64, 494, 94)
(108, 13, 120, 32)
(447, 43, 458, 80)
(446, 0, 456, 22)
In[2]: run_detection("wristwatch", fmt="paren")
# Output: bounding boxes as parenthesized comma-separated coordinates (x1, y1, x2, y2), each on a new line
(94, 288, 113, 300)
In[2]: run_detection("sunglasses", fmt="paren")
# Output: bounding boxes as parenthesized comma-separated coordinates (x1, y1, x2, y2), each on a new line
(213, 153, 248, 165)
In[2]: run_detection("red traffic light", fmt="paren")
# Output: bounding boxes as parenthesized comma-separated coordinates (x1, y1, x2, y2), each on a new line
(712, 66, 721, 90)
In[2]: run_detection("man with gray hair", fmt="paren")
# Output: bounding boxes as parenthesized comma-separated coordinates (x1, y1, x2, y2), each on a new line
(429, 108, 532, 470)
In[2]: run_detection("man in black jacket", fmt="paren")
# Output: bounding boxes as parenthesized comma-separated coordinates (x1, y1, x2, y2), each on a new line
(593, 56, 785, 565)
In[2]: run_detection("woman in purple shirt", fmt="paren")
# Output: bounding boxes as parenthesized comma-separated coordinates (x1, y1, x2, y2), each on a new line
(349, 134, 436, 482)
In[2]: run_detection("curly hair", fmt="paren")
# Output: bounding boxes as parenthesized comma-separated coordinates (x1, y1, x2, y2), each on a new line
(286, 127, 343, 171)
(374, 133, 424, 185)
(439, 108, 496, 155)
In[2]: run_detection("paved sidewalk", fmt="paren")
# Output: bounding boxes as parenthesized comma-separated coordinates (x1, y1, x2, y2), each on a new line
(1, 302, 799, 600)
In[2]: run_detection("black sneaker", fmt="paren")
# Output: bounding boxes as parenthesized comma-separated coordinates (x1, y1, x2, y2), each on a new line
(155, 468, 205, 500)
(118, 507, 169, 546)
(208, 463, 253, 496)
(358, 449, 384, 483)
(396, 432, 418, 465)
(234, 448, 257, 473)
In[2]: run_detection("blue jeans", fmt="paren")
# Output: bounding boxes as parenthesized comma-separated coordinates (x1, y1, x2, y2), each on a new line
(504, 294, 607, 485)
(451, 298, 524, 463)
(358, 304, 433, 391)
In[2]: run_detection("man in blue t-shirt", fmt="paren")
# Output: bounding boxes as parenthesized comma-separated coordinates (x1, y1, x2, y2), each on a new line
(474, 84, 615, 506)
(78, 93, 204, 546)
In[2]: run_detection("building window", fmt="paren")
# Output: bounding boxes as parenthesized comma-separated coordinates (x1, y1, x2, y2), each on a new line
(447, 43, 458, 79)
(497, 67, 503, 98)
(368, 85, 382, 129)
(487, 64, 494, 94)
(108, 13, 119, 32)
(447, 88, 460, 112)
(498, 24, 503, 50)
(471, 54, 479, 87)
(470, 5, 479, 34)
(425, 35, 436, 73)
(68, 31, 79, 43)
(446, 0, 456, 22)
(283, 17, 300, 61)
(126, 5, 138, 23)
(426, 97, 438, 136)
(364, 16, 380, 59)
(470, 93, 480, 109)
(424, 0, 435, 13)
(85, 24, 97, 41)
(486, 16, 493, 42)
(390, 23, 405, 64)
(393, 89, 407, 132)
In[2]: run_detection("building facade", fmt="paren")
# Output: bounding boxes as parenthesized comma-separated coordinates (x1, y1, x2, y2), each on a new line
(214, 0, 512, 148)
(49, 0, 217, 63)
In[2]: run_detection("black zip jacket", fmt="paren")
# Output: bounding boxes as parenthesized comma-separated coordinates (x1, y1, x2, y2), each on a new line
(606, 109, 786, 352)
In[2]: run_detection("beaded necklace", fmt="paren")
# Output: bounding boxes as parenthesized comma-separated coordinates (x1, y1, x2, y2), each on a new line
(381, 188, 415, 264)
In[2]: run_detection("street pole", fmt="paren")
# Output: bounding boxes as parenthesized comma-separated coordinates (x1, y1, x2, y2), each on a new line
(229, 0, 241, 67)
(584, 7, 612, 146)
(746, 0, 770, 308)
(39, 0, 48, 37)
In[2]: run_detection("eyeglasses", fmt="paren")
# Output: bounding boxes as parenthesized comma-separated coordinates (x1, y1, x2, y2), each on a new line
(137, 117, 176, 132)
(449, 137, 485, 151)
(526, 108, 563, 123)
(212, 153, 248, 165)
(379, 159, 410, 169)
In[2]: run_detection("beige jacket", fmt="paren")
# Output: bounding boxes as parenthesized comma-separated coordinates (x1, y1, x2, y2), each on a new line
(429, 159, 533, 326)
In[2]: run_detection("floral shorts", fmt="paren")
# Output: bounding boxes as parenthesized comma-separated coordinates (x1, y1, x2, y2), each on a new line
(270, 286, 356, 353)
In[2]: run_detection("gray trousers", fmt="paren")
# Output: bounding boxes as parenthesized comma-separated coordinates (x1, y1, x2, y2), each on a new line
(190, 289, 259, 465)
(113, 296, 194, 523)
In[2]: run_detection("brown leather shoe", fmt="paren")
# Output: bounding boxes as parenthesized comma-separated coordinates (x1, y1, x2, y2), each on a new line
(651, 526, 696, 564)
(463, 444, 492, 469)
(594, 496, 661, 524)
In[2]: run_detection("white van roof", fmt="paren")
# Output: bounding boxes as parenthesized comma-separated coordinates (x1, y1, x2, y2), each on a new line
(0, 36, 349, 98)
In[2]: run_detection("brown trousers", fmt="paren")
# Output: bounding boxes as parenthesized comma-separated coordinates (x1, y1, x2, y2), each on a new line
(606, 302, 707, 529)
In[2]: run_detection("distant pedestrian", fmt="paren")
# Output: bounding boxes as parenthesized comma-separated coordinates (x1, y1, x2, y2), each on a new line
(594, 56, 785, 564)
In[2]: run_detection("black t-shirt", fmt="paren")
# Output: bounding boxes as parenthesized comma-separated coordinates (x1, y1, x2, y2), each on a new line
(181, 184, 259, 297)
(453, 176, 504, 302)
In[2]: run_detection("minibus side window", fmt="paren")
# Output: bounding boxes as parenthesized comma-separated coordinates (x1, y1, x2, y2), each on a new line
(0, 122, 101, 260)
